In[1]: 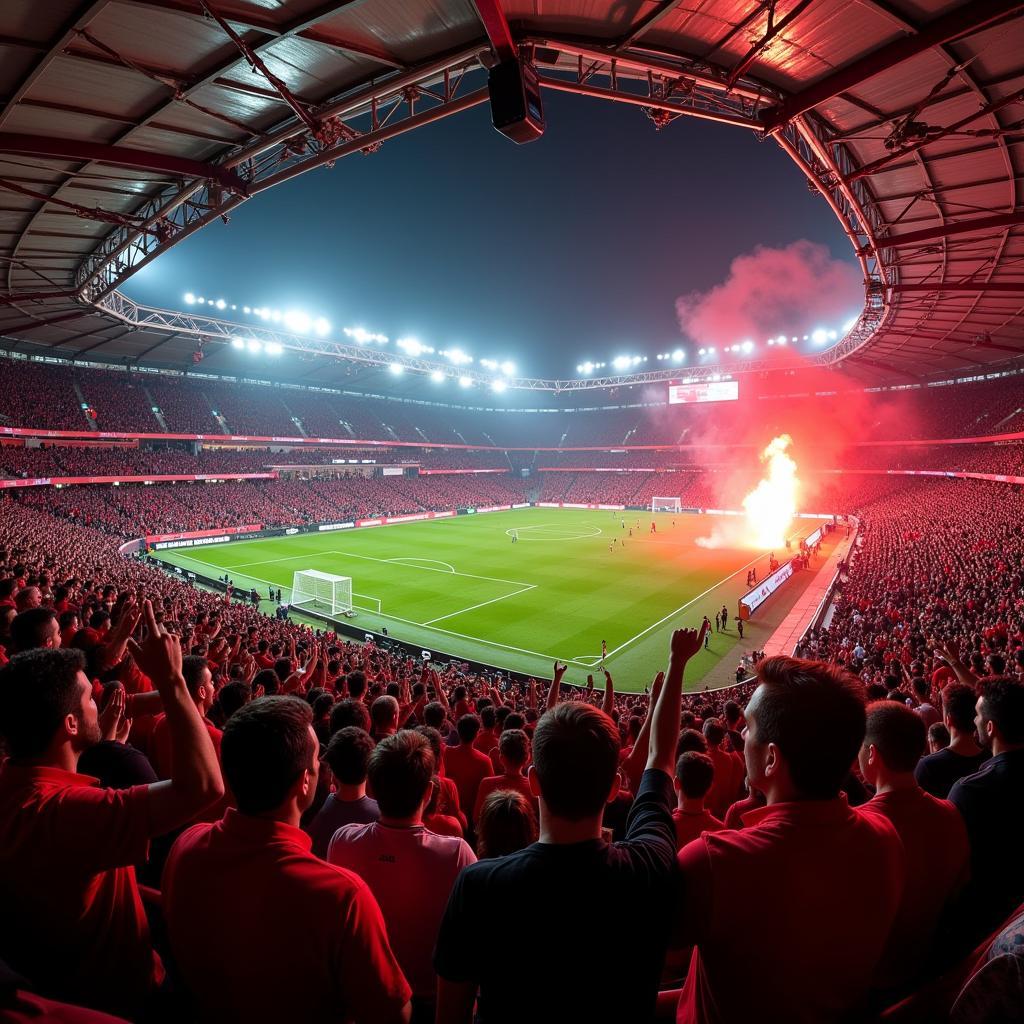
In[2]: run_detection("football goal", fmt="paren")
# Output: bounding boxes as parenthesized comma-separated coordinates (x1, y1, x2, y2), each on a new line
(651, 496, 682, 514)
(291, 570, 353, 616)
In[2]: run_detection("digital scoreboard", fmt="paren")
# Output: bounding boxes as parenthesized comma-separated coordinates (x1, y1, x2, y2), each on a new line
(668, 380, 739, 405)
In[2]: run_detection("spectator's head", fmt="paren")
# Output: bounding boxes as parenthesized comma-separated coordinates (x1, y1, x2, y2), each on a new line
(941, 682, 977, 736)
(927, 721, 951, 753)
(676, 728, 708, 758)
(346, 670, 366, 699)
(530, 703, 620, 823)
(674, 751, 715, 803)
(912, 678, 931, 701)
(10, 607, 60, 653)
(330, 698, 370, 735)
(456, 714, 480, 745)
(58, 610, 79, 637)
(216, 680, 251, 722)
(703, 718, 726, 748)
(745, 656, 866, 801)
(975, 676, 1024, 753)
(14, 586, 42, 612)
(182, 654, 215, 714)
(477, 790, 538, 859)
(0, 648, 97, 761)
(480, 705, 496, 731)
(497, 728, 529, 772)
(367, 729, 435, 821)
(423, 701, 446, 730)
(370, 694, 399, 735)
(415, 725, 444, 767)
(221, 696, 317, 817)
(253, 668, 279, 696)
(859, 701, 927, 786)
(322, 726, 375, 788)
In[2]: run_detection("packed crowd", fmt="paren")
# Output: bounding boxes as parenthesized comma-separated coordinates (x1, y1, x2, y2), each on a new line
(3, 356, 1022, 446)
(0, 467, 1021, 1022)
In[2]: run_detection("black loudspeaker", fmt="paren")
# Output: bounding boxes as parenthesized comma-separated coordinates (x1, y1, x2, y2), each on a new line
(487, 58, 545, 143)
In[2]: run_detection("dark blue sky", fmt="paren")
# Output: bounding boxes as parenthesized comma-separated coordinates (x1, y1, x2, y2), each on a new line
(125, 91, 853, 378)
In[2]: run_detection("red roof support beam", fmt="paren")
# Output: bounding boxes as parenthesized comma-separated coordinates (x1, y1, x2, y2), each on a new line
(471, 0, 517, 63)
(759, 0, 1024, 132)
(726, 0, 817, 91)
(865, 211, 1024, 251)
(891, 281, 1024, 293)
(0, 133, 248, 195)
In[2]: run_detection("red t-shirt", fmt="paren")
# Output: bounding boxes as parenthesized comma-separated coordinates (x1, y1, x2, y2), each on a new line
(0, 764, 161, 1018)
(675, 797, 905, 1024)
(148, 714, 222, 781)
(163, 810, 411, 1023)
(444, 743, 494, 823)
(705, 746, 745, 819)
(671, 808, 725, 851)
(859, 787, 970, 987)
(473, 771, 535, 822)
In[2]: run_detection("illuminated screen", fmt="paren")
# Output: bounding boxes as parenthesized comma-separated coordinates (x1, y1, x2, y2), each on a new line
(668, 380, 739, 405)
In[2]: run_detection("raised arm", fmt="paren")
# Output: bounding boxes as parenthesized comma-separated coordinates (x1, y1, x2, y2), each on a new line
(128, 600, 224, 835)
(621, 672, 664, 785)
(601, 668, 615, 717)
(647, 622, 708, 775)
(546, 661, 567, 711)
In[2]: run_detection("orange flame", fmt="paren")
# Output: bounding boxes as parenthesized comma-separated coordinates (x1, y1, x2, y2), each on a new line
(742, 434, 799, 550)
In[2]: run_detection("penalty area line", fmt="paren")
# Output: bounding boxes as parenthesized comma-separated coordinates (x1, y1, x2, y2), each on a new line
(422, 584, 536, 626)
(601, 549, 767, 662)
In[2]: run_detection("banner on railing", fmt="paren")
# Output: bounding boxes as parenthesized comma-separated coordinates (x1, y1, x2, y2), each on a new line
(0, 472, 277, 490)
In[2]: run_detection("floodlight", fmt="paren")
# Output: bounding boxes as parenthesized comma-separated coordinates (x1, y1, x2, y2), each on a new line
(184, 292, 195, 304)
(389, 363, 403, 375)
(265, 342, 283, 356)
(430, 370, 444, 382)
(284, 311, 311, 334)
(612, 356, 631, 370)
(314, 317, 331, 337)
(492, 380, 507, 393)
(197, 297, 206, 305)
(500, 360, 515, 376)
(811, 328, 828, 345)
(231, 337, 245, 350)
(247, 339, 262, 353)
(741, 341, 754, 354)
(458, 376, 473, 387)
(215, 299, 227, 310)
(698, 348, 706, 356)
(243, 306, 251, 314)
(672, 349, 684, 361)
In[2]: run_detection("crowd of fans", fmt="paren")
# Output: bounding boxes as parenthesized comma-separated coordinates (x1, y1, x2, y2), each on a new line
(3, 356, 1023, 446)
(0, 465, 1020, 1021)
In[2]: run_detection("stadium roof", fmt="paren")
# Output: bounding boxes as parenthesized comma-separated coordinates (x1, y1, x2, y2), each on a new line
(1, 0, 1022, 390)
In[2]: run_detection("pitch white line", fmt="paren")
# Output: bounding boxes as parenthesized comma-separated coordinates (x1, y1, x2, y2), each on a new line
(600, 550, 766, 661)
(423, 584, 536, 626)
(385, 557, 456, 573)
(221, 548, 534, 589)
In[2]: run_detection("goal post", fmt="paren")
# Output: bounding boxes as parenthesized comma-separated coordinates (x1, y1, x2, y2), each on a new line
(652, 496, 682, 514)
(291, 570, 353, 616)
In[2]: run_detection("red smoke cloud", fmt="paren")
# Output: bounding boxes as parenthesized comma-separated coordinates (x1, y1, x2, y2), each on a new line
(676, 240, 862, 345)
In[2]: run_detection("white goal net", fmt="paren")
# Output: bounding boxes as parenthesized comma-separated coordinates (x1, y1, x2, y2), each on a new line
(652, 496, 682, 513)
(291, 570, 353, 616)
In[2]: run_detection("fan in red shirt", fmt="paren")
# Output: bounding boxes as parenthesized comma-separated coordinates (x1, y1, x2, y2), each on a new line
(473, 728, 535, 822)
(671, 656, 906, 1024)
(444, 715, 494, 827)
(701, 718, 745, 819)
(857, 701, 970, 993)
(671, 751, 726, 851)
(162, 695, 411, 1024)
(0, 601, 223, 1019)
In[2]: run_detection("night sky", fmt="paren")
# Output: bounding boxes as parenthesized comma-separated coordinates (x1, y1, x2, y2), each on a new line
(124, 90, 853, 379)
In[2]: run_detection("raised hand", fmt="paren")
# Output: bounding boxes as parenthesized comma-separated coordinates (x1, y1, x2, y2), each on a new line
(126, 599, 184, 690)
(670, 621, 708, 665)
(650, 670, 664, 703)
(99, 686, 126, 742)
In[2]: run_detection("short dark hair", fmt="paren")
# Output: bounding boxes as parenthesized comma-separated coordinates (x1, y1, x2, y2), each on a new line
(675, 751, 715, 799)
(457, 714, 480, 744)
(181, 655, 210, 701)
(477, 789, 537, 859)
(480, 705, 496, 730)
(703, 718, 726, 747)
(942, 683, 978, 732)
(928, 722, 950, 750)
(323, 727, 375, 785)
(979, 676, 1024, 745)
(217, 680, 251, 721)
(367, 730, 434, 818)
(751, 656, 866, 799)
(10, 607, 57, 653)
(498, 728, 529, 767)
(346, 670, 366, 699)
(330, 698, 370, 735)
(416, 725, 444, 764)
(371, 694, 399, 729)
(532, 703, 619, 820)
(676, 728, 708, 758)
(0, 648, 86, 758)
(423, 701, 446, 729)
(221, 697, 315, 815)
(864, 701, 926, 773)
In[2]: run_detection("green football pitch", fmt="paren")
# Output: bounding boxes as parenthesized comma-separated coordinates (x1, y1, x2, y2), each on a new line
(159, 508, 829, 692)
